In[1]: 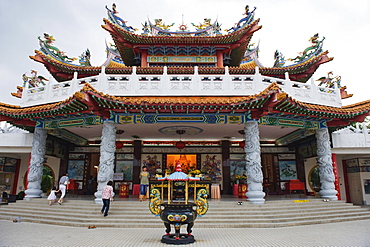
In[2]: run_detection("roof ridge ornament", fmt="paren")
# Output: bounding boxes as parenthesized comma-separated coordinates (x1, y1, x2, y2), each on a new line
(317, 71, 353, 99)
(11, 70, 49, 99)
(148, 19, 216, 36)
(105, 4, 137, 33)
(38, 33, 77, 63)
(287, 33, 325, 64)
(225, 5, 256, 33)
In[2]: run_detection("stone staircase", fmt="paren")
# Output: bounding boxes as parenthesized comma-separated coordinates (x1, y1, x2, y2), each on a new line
(0, 198, 370, 228)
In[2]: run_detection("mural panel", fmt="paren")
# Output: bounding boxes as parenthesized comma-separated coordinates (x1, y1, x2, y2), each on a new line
(141, 154, 162, 178)
(67, 160, 85, 180)
(115, 160, 133, 181)
(279, 160, 297, 180)
(201, 154, 222, 182)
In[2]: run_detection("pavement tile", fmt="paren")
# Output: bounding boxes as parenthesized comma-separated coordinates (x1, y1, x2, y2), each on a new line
(1, 219, 370, 247)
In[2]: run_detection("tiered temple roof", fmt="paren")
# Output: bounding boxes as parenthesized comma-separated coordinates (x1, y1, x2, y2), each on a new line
(30, 5, 332, 83)
(3, 4, 369, 136)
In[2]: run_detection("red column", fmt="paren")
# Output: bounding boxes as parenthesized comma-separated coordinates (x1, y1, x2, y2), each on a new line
(141, 51, 148, 67)
(332, 153, 341, 200)
(24, 154, 32, 196)
(216, 51, 223, 67)
(342, 159, 350, 202)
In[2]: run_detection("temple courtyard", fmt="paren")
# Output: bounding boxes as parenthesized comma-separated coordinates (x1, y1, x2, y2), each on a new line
(1, 218, 369, 246)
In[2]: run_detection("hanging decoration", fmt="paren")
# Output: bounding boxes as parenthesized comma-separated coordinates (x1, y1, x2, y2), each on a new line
(115, 129, 125, 149)
(238, 129, 245, 149)
(239, 141, 245, 149)
(116, 141, 124, 149)
(175, 129, 186, 150)
(175, 141, 186, 150)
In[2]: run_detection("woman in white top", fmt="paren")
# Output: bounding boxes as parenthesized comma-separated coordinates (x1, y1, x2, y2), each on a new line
(58, 173, 69, 204)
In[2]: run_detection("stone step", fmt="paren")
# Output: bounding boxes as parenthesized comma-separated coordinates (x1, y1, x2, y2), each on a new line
(1, 199, 369, 228)
(3, 214, 370, 228)
(2, 204, 361, 216)
(6, 198, 356, 208)
(2, 207, 367, 220)
(0, 201, 362, 214)
(1, 208, 369, 224)
(0, 204, 366, 218)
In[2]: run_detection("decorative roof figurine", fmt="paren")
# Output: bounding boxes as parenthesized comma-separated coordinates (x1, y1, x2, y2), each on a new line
(288, 33, 325, 63)
(79, 49, 91, 67)
(317, 71, 353, 99)
(38, 33, 76, 63)
(11, 70, 49, 98)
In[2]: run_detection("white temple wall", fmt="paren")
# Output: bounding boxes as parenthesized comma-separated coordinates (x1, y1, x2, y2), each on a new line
(0, 133, 33, 153)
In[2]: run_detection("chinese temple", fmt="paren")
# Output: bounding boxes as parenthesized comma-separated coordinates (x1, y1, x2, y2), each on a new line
(1, 4, 370, 204)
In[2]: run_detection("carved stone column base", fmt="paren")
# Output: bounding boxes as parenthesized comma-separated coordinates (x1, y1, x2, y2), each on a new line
(319, 189, 338, 201)
(246, 191, 266, 204)
(94, 191, 103, 205)
(24, 189, 43, 199)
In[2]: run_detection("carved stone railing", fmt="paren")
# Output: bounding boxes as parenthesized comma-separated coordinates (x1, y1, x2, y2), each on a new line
(20, 66, 342, 107)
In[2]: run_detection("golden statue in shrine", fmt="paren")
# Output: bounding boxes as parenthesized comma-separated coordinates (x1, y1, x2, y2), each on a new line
(167, 154, 196, 173)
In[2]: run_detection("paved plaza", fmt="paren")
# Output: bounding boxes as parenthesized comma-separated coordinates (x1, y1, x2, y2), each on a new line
(1, 219, 370, 247)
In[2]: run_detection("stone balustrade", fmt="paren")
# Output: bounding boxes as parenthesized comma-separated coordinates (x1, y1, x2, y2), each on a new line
(332, 123, 370, 148)
(20, 66, 342, 107)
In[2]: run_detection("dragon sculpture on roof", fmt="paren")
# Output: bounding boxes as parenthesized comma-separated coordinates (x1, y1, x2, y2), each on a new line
(288, 33, 325, 63)
(38, 33, 76, 63)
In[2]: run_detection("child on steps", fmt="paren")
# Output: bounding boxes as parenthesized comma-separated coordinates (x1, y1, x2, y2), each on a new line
(47, 186, 59, 206)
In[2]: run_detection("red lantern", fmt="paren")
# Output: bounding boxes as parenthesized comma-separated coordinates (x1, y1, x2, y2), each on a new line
(115, 141, 124, 149)
(175, 141, 186, 150)
(239, 141, 245, 149)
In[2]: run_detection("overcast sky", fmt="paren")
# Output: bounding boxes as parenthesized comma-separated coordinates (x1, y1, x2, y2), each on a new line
(1, 0, 369, 106)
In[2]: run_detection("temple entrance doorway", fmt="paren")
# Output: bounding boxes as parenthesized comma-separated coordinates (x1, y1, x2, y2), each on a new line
(261, 154, 283, 196)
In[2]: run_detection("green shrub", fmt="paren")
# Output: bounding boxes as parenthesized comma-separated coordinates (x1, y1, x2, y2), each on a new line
(41, 175, 53, 193)
(17, 191, 25, 200)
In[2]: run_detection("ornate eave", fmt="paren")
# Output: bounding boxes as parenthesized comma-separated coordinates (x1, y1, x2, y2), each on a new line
(2, 83, 370, 128)
(30, 49, 332, 83)
(102, 18, 262, 66)
(30, 50, 103, 82)
(233, 51, 333, 82)
(30, 50, 134, 82)
(102, 18, 261, 45)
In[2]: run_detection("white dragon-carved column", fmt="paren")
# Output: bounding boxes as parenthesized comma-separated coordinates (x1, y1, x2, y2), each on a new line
(94, 120, 116, 204)
(315, 128, 338, 200)
(244, 121, 265, 204)
(25, 128, 47, 199)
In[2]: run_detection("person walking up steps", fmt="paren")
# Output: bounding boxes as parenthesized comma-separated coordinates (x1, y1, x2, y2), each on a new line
(58, 173, 69, 205)
(101, 181, 114, 217)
